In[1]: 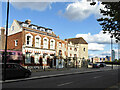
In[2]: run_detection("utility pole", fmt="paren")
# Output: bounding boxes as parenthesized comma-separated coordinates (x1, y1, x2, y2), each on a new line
(3, 0, 9, 81)
(111, 35, 113, 69)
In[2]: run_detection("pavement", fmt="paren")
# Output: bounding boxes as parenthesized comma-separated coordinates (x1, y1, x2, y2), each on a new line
(1, 65, 119, 83)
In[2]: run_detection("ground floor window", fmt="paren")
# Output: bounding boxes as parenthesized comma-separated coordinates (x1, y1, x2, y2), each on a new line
(47, 58, 50, 66)
(39, 58, 43, 66)
(34, 53, 40, 64)
(54, 58, 56, 66)
(25, 52, 31, 64)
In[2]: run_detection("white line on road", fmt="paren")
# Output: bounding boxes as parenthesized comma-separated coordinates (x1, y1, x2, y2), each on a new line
(93, 76, 103, 79)
(57, 82, 73, 86)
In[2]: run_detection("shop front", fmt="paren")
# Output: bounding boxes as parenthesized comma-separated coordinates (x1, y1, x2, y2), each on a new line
(22, 48, 55, 69)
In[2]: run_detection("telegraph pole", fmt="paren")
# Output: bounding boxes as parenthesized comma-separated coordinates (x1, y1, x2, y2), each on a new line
(3, 0, 9, 81)
(111, 35, 113, 69)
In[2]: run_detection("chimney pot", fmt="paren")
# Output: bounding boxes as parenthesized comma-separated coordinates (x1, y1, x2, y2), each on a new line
(25, 19, 31, 25)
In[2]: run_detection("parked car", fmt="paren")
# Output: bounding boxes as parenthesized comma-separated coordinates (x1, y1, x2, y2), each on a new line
(87, 63, 93, 68)
(99, 63, 106, 67)
(92, 63, 100, 68)
(1, 63, 31, 80)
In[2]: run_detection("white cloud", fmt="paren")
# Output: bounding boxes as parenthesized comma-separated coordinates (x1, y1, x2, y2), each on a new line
(88, 43, 105, 51)
(10, 1, 52, 11)
(61, 0, 106, 21)
(88, 53, 106, 58)
(101, 51, 111, 55)
(76, 31, 116, 44)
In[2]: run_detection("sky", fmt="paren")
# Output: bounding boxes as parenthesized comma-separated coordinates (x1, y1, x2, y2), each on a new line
(1, 0, 119, 59)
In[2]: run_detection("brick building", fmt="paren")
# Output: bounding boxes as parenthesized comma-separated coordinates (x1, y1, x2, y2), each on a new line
(7, 19, 67, 68)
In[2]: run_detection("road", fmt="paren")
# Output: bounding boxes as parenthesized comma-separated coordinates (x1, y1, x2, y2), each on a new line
(2, 69, 120, 89)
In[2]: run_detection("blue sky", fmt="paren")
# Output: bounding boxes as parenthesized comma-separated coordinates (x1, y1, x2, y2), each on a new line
(2, 2, 101, 39)
(1, 0, 118, 59)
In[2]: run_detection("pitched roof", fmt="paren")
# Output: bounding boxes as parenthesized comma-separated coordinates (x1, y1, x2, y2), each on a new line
(16, 20, 52, 30)
(65, 37, 88, 44)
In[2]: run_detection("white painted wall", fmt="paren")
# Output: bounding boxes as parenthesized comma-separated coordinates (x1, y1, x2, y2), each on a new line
(8, 20, 22, 36)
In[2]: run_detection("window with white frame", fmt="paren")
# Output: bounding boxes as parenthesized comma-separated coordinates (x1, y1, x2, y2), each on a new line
(59, 42, 61, 47)
(62, 43, 64, 48)
(50, 39, 55, 49)
(47, 30, 52, 33)
(22, 23, 28, 27)
(25, 52, 31, 64)
(40, 28, 45, 32)
(15, 40, 18, 46)
(83, 48, 85, 52)
(34, 53, 39, 64)
(35, 36, 41, 47)
(32, 26, 37, 30)
(12, 26, 14, 31)
(43, 37, 48, 49)
(26, 33, 33, 46)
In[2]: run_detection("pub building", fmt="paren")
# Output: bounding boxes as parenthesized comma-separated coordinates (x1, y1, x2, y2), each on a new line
(7, 19, 67, 69)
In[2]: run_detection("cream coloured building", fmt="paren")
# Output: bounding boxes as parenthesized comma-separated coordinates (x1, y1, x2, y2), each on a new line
(65, 37, 88, 67)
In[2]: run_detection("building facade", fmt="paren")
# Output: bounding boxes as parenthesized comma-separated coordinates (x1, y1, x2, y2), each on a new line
(65, 37, 88, 67)
(5, 19, 88, 69)
(7, 19, 67, 69)
(91, 56, 111, 63)
(112, 50, 115, 61)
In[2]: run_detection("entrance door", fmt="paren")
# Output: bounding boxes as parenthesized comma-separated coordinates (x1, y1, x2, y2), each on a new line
(54, 58, 56, 66)
(39, 58, 43, 66)
(47, 58, 50, 66)
(50, 59, 52, 68)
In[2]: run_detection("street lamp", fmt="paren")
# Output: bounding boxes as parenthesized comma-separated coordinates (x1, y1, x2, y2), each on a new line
(73, 57, 77, 69)
(76, 57, 77, 69)
(65, 56, 68, 68)
(3, 0, 9, 81)
(110, 35, 113, 69)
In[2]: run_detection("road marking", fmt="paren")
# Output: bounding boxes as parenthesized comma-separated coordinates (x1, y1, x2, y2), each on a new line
(57, 82, 73, 86)
(93, 76, 103, 79)
(0, 69, 113, 83)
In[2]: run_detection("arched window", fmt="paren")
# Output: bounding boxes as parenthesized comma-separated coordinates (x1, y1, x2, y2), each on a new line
(74, 48, 77, 51)
(83, 48, 85, 51)
(26, 33, 33, 46)
(50, 39, 55, 49)
(35, 35, 41, 47)
(70, 47, 72, 50)
(43, 37, 49, 49)
(59, 50, 62, 56)
(59, 42, 61, 47)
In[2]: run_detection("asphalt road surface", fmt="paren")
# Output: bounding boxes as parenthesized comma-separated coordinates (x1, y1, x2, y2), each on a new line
(2, 69, 120, 89)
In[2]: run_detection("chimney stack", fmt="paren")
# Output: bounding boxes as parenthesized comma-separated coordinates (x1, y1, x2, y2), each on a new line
(25, 19, 31, 25)
(0, 27, 5, 35)
(57, 35, 59, 38)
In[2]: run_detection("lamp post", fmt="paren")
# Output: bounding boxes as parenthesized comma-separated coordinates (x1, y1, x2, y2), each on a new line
(74, 57, 77, 69)
(3, 0, 9, 81)
(110, 35, 113, 69)
(66, 56, 68, 68)
(43, 54, 46, 71)
(76, 57, 77, 69)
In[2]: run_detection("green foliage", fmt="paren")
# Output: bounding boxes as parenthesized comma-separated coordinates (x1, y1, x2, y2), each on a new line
(105, 61, 112, 62)
(95, 2, 120, 42)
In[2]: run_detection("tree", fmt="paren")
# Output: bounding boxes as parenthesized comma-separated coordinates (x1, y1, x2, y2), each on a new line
(90, 1, 120, 42)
